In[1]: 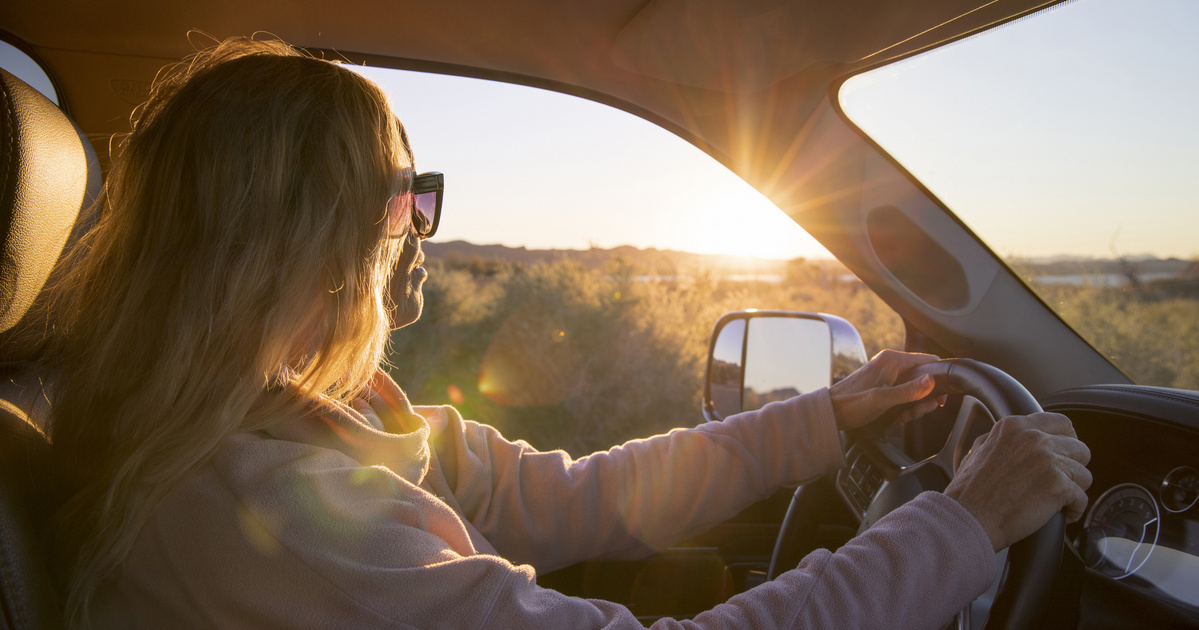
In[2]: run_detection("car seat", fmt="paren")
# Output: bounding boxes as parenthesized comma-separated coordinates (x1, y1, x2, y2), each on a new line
(0, 67, 100, 630)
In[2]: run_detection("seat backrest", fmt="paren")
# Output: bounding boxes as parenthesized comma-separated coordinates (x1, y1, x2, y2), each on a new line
(0, 66, 100, 630)
(0, 399, 63, 630)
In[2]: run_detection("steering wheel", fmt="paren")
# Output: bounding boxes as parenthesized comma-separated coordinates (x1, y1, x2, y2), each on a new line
(768, 359, 1065, 630)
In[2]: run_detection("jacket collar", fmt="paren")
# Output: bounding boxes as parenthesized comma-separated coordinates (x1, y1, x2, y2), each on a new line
(261, 371, 432, 485)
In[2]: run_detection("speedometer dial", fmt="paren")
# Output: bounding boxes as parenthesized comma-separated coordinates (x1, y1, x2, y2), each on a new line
(1081, 483, 1160, 580)
(1160, 466, 1199, 513)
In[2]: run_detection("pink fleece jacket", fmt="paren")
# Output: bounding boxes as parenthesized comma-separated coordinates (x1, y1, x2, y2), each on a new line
(93, 372, 995, 629)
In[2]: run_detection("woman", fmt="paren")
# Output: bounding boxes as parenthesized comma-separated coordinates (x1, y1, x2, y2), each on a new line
(46, 37, 1090, 629)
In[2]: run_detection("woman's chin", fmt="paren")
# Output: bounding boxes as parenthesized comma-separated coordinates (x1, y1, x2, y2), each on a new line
(389, 267, 427, 329)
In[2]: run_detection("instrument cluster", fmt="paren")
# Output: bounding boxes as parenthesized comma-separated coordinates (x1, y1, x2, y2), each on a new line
(1075, 466, 1199, 611)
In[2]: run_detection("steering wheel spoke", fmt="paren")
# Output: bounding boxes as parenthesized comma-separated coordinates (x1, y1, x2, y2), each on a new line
(931, 395, 996, 478)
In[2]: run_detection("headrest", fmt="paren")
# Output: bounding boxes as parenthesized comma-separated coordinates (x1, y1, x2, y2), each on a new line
(0, 68, 100, 362)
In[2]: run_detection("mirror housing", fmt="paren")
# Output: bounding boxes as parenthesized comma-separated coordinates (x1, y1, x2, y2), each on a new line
(703, 311, 868, 422)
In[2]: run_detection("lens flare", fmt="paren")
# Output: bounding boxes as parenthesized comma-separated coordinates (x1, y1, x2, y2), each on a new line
(446, 383, 465, 405)
(477, 300, 585, 407)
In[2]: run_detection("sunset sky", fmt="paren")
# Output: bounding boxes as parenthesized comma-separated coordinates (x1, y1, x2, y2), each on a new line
(356, 66, 828, 260)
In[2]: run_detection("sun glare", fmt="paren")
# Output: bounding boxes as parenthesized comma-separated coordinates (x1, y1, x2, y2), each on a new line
(667, 181, 826, 260)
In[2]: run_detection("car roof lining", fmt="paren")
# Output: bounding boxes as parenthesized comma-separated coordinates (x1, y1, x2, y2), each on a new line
(611, 0, 988, 92)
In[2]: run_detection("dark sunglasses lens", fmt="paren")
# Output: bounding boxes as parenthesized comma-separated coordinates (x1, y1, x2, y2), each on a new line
(414, 191, 438, 236)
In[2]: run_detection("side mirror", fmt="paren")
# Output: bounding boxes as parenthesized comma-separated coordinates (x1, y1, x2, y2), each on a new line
(703, 311, 868, 422)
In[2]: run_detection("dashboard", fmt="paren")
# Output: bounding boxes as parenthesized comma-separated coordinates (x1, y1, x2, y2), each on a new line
(1043, 385, 1199, 626)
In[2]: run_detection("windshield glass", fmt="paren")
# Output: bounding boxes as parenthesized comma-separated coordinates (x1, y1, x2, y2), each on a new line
(838, 0, 1199, 389)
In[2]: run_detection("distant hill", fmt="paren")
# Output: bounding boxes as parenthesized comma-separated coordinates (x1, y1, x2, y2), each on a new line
(1010, 256, 1193, 277)
(423, 241, 1197, 288)
(422, 241, 796, 275)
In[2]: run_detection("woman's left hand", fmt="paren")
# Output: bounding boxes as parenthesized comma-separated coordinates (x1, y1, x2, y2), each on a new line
(830, 349, 944, 430)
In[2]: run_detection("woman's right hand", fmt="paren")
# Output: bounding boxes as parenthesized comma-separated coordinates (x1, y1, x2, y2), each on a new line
(944, 412, 1092, 552)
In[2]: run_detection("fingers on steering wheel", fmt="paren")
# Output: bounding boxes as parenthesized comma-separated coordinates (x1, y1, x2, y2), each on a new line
(1048, 432, 1092, 466)
(1026, 411, 1080, 439)
(1058, 460, 1092, 522)
(895, 393, 943, 425)
(1058, 455, 1094, 492)
(894, 373, 935, 402)
(875, 349, 938, 379)
(871, 375, 934, 421)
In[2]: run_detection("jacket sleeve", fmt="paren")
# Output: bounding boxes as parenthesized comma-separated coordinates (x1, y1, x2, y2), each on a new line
(501, 492, 995, 630)
(428, 389, 844, 572)
(146, 443, 993, 630)
(322, 491, 992, 630)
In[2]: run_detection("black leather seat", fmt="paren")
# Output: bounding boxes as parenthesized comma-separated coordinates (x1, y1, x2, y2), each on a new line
(0, 67, 100, 630)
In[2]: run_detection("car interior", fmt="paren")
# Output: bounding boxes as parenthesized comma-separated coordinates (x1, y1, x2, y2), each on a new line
(1, 0, 1197, 628)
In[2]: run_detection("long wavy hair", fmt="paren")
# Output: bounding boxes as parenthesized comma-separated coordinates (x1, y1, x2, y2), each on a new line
(45, 36, 411, 624)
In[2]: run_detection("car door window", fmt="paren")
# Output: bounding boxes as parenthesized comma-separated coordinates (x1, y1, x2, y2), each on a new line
(357, 67, 904, 454)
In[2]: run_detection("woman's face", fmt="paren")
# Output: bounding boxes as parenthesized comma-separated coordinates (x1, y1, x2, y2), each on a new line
(388, 232, 426, 329)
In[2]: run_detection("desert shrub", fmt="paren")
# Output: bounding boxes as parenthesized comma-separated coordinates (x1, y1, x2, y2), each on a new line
(1038, 284, 1199, 389)
(386, 257, 903, 456)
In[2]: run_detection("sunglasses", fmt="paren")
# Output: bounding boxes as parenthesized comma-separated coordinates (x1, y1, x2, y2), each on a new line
(386, 171, 443, 240)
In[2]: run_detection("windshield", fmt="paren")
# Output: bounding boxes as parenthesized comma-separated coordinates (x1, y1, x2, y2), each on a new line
(838, 0, 1199, 389)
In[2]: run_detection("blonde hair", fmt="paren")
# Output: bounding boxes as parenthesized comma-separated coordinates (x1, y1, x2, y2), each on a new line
(46, 36, 411, 624)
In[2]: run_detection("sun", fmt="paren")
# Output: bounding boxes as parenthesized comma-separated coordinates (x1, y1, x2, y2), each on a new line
(667, 178, 831, 261)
